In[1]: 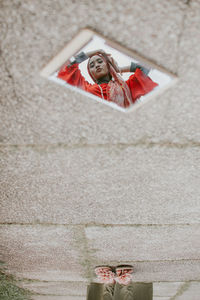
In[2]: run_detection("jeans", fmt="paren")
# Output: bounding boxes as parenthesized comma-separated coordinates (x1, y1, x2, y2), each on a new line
(86, 282, 152, 300)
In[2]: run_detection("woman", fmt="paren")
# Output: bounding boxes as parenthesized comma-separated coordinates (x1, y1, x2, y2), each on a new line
(57, 49, 158, 108)
(86, 265, 153, 300)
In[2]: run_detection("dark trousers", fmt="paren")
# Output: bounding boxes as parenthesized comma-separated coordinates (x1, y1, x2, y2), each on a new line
(87, 282, 152, 300)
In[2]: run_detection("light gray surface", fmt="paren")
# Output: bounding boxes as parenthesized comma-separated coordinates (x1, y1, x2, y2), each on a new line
(0, 225, 200, 282)
(20, 281, 87, 296)
(1, 146, 200, 225)
(0, 0, 200, 299)
(153, 282, 184, 297)
(85, 225, 200, 261)
(0, 225, 87, 281)
(175, 282, 200, 300)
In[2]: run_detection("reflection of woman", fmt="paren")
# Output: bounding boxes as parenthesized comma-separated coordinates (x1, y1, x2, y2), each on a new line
(87, 282, 153, 300)
(86, 265, 153, 300)
(58, 49, 158, 108)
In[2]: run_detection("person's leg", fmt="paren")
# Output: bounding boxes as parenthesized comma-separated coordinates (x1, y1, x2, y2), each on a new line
(113, 282, 153, 300)
(86, 282, 115, 300)
(103, 283, 115, 300)
(87, 266, 116, 300)
(128, 282, 153, 300)
(113, 282, 129, 300)
(86, 282, 104, 300)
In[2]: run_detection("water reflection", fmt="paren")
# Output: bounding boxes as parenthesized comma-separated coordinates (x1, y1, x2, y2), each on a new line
(87, 282, 152, 300)
(46, 31, 174, 112)
(86, 265, 152, 300)
(56, 49, 158, 109)
(85, 265, 200, 299)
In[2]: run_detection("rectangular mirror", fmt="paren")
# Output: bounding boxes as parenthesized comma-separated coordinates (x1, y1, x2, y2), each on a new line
(41, 29, 177, 112)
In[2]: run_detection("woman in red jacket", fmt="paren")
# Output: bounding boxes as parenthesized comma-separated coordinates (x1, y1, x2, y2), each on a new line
(57, 49, 158, 108)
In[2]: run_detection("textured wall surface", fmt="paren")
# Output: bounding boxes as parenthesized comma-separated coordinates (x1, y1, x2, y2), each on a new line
(0, 0, 200, 299)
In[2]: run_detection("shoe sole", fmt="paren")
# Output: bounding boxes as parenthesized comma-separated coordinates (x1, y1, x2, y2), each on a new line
(116, 265, 133, 273)
(95, 265, 115, 273)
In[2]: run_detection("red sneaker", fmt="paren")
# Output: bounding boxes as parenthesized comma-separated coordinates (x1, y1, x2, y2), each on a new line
(115, 265, 133, 285)
(95, 266, 115, 284)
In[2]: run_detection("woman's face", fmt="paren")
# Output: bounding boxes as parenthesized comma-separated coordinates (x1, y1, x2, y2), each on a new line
(89, 55, 109, 80)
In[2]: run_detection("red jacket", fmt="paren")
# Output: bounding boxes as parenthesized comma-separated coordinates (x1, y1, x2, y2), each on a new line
(58, 63, 158, 106)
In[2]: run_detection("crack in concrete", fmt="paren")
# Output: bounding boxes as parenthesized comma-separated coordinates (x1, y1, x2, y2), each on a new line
(183, 0, 191, 5)
(19, 279, 88, 283)
(0, 50, 22, 105)
(74, 226, 96, 281)
(0, 140, 200, 153)
(31, 292, 86, 297)
(13, 278, 200, 283)
(176, 1, 190, 73)
(169, 281, 191, 300)
(108, 258, 200, 263)
(0, 223, 200, 227)
(16, 281, 195, 300)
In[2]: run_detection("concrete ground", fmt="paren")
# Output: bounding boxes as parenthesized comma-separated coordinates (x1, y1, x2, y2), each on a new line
(0, 0, 200, 299)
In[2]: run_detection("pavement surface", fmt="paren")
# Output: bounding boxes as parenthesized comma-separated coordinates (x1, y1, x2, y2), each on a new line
(0, 0, 200, 299)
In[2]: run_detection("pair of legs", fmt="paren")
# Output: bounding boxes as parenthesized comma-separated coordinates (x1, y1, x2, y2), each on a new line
(86, 282, 153, 300)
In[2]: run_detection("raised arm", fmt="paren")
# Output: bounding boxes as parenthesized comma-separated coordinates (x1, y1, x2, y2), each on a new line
(69, 50, 150, 76)
(120, 62, 150, 75)
(57, 53, 91, 89)
(68, 49, 109, 66)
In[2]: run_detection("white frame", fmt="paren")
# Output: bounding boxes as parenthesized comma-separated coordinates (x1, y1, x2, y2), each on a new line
(40, 28, 178, 113)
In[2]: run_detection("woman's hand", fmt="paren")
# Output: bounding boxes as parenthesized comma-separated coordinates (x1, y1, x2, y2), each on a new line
(96, 49, 107, 55)
(86, 49, 110, 58)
